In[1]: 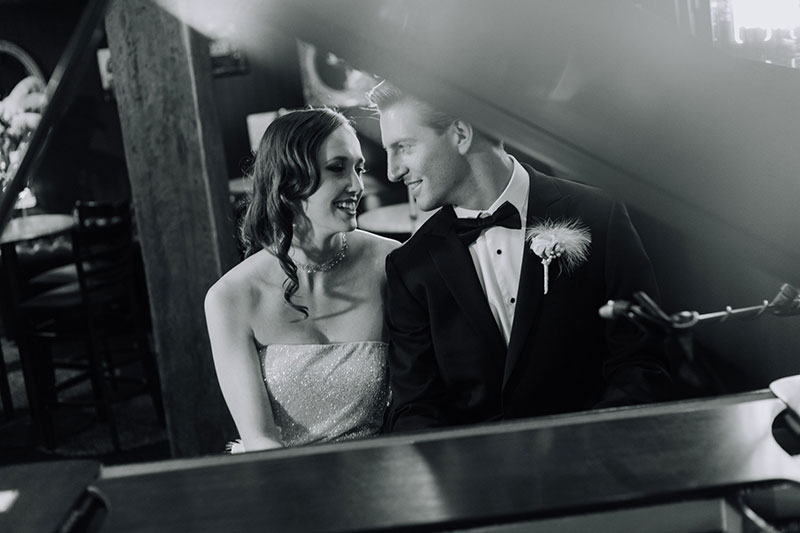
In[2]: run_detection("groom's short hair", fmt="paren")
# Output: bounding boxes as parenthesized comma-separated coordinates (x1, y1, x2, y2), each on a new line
(367, 80, 503, 147)
(367, 80, 456, 134)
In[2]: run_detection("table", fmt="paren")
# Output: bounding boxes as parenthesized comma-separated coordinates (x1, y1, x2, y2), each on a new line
(358, 203, 437, 238)
(1, 213, 75, 246)
(0, 460, 101, 533)
(0, 214, 75, 418)
(0, 213, 75, 322)
(228, 176, 252, 197)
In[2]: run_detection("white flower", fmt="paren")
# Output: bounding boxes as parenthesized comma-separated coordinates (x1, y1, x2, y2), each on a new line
(526, 218, 591, 293)
(1, 76, 46, 188)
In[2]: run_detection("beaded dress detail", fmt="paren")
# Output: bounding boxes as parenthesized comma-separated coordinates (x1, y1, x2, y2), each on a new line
(259, 341, 389, 447)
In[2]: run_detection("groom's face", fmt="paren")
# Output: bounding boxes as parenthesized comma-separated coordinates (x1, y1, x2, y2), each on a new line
(380, 99, 467, 211)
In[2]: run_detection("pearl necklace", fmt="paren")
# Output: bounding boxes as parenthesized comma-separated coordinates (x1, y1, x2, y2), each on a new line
(295, 233, 348, 273)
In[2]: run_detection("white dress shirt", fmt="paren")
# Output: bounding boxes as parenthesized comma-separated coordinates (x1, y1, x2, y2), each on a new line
(453, 156, 530, 346)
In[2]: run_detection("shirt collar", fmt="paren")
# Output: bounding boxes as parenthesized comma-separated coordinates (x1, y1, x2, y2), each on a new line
(454, 155, 529, 225)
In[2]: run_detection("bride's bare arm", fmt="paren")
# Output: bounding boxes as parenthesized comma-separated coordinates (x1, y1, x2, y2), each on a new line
(205, 280, 281, 451)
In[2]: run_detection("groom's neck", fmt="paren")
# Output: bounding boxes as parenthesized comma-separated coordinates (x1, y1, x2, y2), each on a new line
(456, 150, 514, 211)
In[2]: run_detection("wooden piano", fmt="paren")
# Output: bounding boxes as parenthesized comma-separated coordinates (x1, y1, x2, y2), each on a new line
(2, 1, 799, 531)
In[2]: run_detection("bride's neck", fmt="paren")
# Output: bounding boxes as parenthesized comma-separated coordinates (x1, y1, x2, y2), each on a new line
(289, 231, 345, 266)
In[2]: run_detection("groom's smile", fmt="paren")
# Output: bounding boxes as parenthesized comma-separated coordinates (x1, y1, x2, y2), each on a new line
(405, 179, 423, 194)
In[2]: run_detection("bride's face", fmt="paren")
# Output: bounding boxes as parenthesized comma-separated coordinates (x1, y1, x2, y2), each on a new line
(302, 126, 366, 237)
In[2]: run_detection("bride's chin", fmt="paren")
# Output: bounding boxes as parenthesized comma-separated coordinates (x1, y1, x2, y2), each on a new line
(343, 216, 358, 231)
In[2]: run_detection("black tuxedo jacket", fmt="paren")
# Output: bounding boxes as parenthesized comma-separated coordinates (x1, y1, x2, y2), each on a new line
(384, 166, 672, 432)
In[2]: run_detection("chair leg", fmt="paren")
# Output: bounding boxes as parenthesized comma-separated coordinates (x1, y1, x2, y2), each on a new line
(101, 337, 118, 391)
(0, 340, 13, 420)
(19, 336, 57, 449)
(85, 336, 121, 452)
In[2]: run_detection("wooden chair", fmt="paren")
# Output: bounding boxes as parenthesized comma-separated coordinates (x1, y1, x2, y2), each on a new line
(17, 201, 163, 450)
(0, 334, 12, 420)
(1, 221, 73, 422)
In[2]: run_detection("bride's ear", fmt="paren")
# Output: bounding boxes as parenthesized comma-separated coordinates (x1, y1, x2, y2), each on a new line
(450, 119, 473, 155)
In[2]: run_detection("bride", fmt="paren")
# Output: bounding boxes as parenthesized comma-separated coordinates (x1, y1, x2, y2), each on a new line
(204, 108, 398, 452)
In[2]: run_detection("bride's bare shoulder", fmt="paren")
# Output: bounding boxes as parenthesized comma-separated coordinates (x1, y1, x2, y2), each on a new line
(205, 250, 280, 312)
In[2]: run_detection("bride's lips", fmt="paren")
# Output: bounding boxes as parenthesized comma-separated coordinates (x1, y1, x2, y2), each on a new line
(333, 198, 359, 215)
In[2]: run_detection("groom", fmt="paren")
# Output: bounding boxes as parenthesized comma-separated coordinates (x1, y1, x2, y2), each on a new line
(368, 81, 672, 433)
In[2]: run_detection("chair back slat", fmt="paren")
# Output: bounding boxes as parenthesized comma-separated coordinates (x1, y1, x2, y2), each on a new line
(71, 201, 138, 311)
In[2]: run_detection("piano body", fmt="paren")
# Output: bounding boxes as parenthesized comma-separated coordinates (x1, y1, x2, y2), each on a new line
(88, 386, 800, 532)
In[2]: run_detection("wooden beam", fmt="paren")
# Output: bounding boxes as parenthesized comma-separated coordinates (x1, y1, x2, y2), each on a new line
(105, 0, 238, 457)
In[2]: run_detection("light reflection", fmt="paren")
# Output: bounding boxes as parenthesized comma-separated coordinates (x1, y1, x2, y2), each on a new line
(713, 0, 800, 68)
(730, 0, 800, 31)
(728, 400, 800, 480)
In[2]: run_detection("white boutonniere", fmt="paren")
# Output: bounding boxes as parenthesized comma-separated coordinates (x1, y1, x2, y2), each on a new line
(526, 218, 591, 294)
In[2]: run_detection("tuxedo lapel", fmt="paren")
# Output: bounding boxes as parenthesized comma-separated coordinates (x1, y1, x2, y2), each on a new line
(502, 167, 565, 390)
(428, 206, 506, 348)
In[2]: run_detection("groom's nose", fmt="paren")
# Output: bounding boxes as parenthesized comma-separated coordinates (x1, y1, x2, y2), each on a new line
(387, 155, 407, 183)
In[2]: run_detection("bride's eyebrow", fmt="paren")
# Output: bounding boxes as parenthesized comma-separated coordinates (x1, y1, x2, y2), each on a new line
(324, 156, 365, 165)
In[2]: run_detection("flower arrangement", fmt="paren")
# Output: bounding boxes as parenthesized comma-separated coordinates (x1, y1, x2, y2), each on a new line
(526, 218, 591, 294)
(0, 76, 46, 192)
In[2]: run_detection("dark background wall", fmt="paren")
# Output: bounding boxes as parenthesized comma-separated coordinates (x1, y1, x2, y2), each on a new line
(209, 32, 305, 180)
(3, 0, 799, 402)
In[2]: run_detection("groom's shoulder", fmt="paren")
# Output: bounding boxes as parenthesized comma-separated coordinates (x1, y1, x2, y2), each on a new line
(528, 165, 618, 208)
(388, 207, 448, 264)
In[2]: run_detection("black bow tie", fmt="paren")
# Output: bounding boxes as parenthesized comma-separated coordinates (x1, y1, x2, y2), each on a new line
(453, 201, 522, 245)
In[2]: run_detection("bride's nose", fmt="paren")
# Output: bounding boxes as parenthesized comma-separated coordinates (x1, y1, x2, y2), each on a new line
(347, 170, 364, 194)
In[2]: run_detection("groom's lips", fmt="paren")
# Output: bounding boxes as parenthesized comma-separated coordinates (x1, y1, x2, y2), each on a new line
(406, 180, 422, 192)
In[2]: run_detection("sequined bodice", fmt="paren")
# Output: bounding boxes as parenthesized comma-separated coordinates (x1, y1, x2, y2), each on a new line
(260, 341, 389, 447)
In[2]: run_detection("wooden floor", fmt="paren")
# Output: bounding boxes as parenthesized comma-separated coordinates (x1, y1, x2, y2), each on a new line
(1, 335, 170, 467)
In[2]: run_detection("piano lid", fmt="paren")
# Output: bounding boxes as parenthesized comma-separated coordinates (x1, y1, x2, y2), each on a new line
(7, 0, 798, 283)
(163, 0, 799, 283)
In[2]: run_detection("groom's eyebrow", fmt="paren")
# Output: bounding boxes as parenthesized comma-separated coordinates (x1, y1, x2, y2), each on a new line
(385, 138, 414, 151)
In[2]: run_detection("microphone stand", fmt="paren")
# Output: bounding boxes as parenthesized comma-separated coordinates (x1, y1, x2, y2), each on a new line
(599, 283, 800, 400)
(604, 283, 800, 332)
(671, 301, 776, 329)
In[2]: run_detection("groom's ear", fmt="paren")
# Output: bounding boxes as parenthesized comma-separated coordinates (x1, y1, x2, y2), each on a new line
(450, 119, 473, 155)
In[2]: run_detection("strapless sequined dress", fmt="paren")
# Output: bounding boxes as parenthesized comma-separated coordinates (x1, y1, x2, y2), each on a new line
(229, 341, 389, 451)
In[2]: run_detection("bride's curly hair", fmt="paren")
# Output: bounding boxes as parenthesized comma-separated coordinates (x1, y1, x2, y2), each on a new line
(240, 107, 353, 317)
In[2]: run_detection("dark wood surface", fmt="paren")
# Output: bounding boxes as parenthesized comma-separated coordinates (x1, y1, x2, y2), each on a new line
(105, 0, 238, 457)
(0, 460, 100, 533)
(92, 392, 800, 532)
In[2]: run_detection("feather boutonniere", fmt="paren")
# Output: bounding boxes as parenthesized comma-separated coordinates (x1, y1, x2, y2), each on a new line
(526, 218, 591, 294)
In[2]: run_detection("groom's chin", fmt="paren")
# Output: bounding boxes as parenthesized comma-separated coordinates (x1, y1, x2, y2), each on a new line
(415, 197, 437, 212)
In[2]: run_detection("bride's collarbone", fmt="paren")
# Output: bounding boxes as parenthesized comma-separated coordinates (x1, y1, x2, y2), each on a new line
(268, 308, 381, 345)
(261, 281, 381, 320)
(301, 268, 381, 300)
